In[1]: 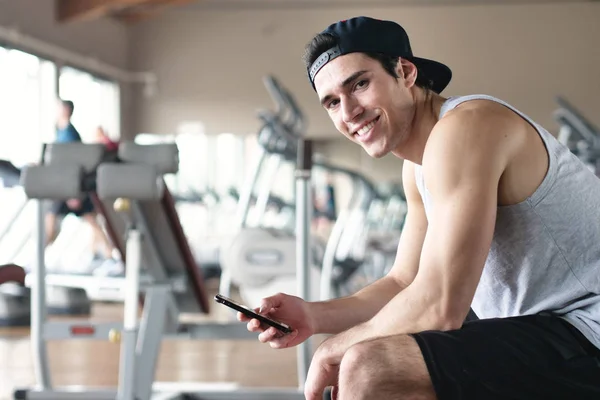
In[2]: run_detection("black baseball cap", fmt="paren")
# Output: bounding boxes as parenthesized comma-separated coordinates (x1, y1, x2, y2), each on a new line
(308, 16, 452, 94)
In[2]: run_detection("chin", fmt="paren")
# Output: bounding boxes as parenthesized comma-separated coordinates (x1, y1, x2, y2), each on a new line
(363, 145, 389, 159)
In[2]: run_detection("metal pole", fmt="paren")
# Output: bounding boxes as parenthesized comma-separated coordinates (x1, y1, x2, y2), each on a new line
(117, 227, 141, 400)
(236, 146, 267, 229)
(220, 146, 267, 298)
(32, 199, 52, 389)
(135, 287, 169, 400)
(295, 139, 312, 388)
(252, 154, 281, 227)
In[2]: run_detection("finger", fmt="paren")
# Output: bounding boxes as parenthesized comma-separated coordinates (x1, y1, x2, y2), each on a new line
(247, 319, 265, 333)
(237, 312, 250, 322)
(258, 326, 281, 343)
(331, 385, 339, 400)
(304, 362, 336, 400)
(269, 329, 299, 349)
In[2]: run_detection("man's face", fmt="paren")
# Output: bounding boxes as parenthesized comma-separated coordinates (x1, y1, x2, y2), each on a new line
(314, 53, 415, 158)
(56, 101, 70, 120)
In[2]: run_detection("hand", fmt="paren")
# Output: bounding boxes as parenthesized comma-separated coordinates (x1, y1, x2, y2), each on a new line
(237, 292, 315, 349)
(304, 345, 341, 400)
(66, 198, 82, 209)
(306, 327, 367, 400)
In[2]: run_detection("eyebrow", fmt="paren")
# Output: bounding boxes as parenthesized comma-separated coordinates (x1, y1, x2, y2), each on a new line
(319, 70, 369, 106)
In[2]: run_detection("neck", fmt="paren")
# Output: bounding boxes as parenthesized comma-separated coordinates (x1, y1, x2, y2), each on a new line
(392, 88, 447, 165)
(57, 118, 70, 129)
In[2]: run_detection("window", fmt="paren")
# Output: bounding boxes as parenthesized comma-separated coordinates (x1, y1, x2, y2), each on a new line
(59, 66, 120, 142)
(213, 133, 245, 195)
(0, 46, 56, 166)
(0, 46, 57, 264)
(0, 46, 122, 265)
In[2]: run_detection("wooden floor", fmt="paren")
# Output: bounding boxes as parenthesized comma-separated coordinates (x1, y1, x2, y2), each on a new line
(0, 279, 317, 400)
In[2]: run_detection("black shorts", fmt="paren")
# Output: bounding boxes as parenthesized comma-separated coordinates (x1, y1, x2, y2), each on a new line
(411, 313, 600, 400)
(51, 196, 95, 217)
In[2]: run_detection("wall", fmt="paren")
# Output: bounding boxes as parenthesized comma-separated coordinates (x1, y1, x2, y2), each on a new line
(130, 2, 600, 146)
(0, 0, 134, 136)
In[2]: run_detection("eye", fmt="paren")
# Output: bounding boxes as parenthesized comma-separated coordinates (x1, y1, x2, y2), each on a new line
(326, 99, 340, 110)
(355, 79, 369, 90)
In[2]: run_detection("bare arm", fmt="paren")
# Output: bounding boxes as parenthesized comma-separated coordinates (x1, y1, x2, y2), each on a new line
(309, 161, 428, 334)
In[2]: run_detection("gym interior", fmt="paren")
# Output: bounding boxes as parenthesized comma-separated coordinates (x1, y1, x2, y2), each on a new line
(0, 1, 599, 399)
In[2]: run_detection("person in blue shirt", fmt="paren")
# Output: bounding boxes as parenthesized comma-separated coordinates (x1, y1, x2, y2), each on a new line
(45, 100, 117, 266)
(55, 100, 81, 143)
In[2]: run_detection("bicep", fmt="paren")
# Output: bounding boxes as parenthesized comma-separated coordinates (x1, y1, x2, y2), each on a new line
(412, 114, 506, 323)
(414, 181, 497, 322)
(386, 161, 428, 288)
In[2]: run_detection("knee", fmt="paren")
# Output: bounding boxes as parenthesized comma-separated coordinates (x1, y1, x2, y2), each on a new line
(338, 339, 382, 391)
(339, 335, 435, 399)
(340, 335, 413, 375)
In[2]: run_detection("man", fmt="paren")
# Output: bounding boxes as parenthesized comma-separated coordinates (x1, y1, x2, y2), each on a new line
(46, 100, 116, 264)
(239, 16, 600, 399)
(55, 100, 81, 143)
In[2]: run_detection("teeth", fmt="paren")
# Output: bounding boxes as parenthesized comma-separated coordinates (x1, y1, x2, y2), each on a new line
(357, 120, 375, 136)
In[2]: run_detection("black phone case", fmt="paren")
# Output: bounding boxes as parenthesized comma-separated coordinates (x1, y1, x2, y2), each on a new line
(214, 294, 292, 334)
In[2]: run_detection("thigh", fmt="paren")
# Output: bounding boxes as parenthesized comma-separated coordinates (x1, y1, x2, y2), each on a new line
(411, 314, 600, 400)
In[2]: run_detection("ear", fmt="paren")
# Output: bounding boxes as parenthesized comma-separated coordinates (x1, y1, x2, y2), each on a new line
(398, 58, 418, 88)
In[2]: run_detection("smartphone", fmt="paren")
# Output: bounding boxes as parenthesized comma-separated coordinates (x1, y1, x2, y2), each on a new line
(214, 294, 292, 334)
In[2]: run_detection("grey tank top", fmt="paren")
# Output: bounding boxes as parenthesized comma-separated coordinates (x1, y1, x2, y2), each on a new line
(414, 94, 600, 349)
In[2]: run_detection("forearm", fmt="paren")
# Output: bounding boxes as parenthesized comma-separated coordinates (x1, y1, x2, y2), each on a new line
(308, 275, 405, 334)
(365, 277, 464, 337)
(315, 278, 464, 365)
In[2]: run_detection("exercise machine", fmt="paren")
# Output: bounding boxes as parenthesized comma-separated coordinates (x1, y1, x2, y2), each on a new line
(219, 75, 324, 307)
(15, 141, 311, 399)
(554, 95, 600, 176)
(0, 147, 121, 323)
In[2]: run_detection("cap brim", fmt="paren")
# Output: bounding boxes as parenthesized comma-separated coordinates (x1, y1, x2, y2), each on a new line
(410, 57, 452, 94)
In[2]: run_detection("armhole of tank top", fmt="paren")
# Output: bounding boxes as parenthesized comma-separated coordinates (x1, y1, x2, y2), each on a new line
(439, 94, 558, 209)
(519, 121, 558, 207)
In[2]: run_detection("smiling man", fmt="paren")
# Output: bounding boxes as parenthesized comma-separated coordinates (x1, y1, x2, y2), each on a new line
(239, 16, 600, 399)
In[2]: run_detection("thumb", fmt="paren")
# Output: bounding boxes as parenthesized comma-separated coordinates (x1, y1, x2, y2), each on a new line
(260, 292, 284, 314)
(259, 299, 271, 314)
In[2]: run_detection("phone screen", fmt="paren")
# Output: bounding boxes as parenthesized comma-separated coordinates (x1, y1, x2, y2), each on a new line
(214, 294, 292, 334)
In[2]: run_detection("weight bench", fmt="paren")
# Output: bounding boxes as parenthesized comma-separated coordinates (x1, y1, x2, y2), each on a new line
(0, 263, 25, 285)
(0, 263, 30, 327)
(15, 142, 309, 400)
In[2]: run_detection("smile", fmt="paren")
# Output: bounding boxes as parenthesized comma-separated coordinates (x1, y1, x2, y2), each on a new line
(354, 116, 380, 140)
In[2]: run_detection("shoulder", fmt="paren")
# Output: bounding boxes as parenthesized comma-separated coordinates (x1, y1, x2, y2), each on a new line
(436, 99, 521, 145)
(67, 124, 81, 137)
(423, 100, 521, 191)
(426, 100, 523, 167)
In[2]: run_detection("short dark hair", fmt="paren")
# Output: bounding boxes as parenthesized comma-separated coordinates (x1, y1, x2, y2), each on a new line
(302, 33, 433, 91)
(61, 99, 75, 116)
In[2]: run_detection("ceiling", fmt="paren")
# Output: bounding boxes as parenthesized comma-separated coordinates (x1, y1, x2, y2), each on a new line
(56, 0, 596, 24)
(189, 0, 596, 9)
(55, 0, 195, 24)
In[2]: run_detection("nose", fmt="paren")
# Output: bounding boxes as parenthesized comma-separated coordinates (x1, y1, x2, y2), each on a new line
(341, 97, 363, 125)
